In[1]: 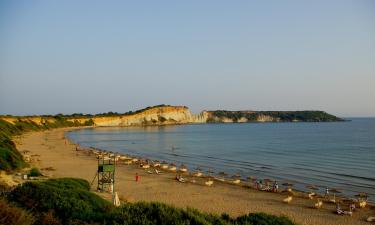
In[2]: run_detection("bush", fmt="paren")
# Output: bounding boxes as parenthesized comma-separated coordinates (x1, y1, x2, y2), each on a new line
(8, 178, 110, 224)
(7, 178, 297, 225)
(0, 198, 35, 225)
(234, 212, 295, 225)
(28, 168, 42, 177)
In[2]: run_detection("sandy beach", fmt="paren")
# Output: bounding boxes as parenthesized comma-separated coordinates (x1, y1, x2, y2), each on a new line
(13, 128, 374, 225)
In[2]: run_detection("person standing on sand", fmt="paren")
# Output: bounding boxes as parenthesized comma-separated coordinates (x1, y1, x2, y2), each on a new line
(135, 173, 139, 182)
(325, 187, 329, 197)
(273, 181, 279, 192)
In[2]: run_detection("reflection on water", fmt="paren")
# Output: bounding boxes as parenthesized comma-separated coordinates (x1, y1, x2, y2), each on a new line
(67, 119, 375, 201)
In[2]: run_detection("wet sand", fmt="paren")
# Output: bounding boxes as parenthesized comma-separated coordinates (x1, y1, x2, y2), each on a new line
(14, 128, 375, 225)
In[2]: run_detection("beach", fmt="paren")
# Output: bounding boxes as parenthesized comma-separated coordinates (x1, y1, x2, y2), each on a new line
(14, 128, 374, 225)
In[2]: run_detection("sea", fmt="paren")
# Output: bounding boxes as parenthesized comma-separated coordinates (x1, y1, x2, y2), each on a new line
(66, 118, 375, 201)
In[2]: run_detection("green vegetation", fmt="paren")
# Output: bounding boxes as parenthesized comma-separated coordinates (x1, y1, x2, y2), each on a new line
(0, 198, 35, 225)
(0, 120, 28, 171)
(5, 178, 296, 225)
(28, 167, 42, 177)
(208, 110, 344, 122)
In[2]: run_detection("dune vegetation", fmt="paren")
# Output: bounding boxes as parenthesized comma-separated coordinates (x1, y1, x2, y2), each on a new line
(2, 178, 296, 225)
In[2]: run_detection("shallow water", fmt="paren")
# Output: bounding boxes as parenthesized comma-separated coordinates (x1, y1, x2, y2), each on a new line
(66, 118, 375, 201)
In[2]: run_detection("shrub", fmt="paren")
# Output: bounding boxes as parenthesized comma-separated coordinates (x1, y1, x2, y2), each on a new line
(0, 198, 35, 225)
(28, 167, 42, 177)
(8, 178, 110, 224)
(7, 178, 297, 225)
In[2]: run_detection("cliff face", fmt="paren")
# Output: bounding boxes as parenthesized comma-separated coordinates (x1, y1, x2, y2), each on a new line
(0, 106, 342, 127)
(93, 106, 198, 126)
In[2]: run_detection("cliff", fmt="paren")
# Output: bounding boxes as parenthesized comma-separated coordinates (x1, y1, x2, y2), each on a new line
(0, 106, 343, 127)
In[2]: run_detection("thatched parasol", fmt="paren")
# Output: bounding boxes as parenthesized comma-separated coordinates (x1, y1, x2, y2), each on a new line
(330, 188, 341, 200)
(355, 192, 369, 201)
(218, 171, 228, 178)
(306, 185, 319, 191)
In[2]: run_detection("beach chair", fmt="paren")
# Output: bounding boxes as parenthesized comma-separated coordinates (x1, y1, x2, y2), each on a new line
(154, 169, 162, 174)
(178, 177, 186, 183)
(283, 196, 293, 203)
(308, 192, 315, 199)
(359, 201, 367, 208)
(314, 200, 323, 208)
(232, 179, 241, 184)
(146, 170, 153, 174)
(367, 216, 375, 222)
(205, 180, 214, 186)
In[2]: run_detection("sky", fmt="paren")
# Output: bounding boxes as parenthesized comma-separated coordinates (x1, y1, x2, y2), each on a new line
(0, 1, 374, 117)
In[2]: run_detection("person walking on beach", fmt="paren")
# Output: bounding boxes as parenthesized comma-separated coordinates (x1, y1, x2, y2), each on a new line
(273, 181, 279, 192)
(325, 187, 329, 198)
(135, 173, 139, 182)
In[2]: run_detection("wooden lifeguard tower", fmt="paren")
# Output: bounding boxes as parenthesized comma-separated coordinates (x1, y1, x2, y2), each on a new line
(96, 155, 116, 193)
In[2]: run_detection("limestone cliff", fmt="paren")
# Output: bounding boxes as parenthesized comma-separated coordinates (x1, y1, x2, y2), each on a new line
(0, 106, 343, 127)
(92, 106, 197, 126)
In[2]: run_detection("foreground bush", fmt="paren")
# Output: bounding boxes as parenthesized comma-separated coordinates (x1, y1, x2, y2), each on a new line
(28, 167, 42, 177)
(8, 178, 110, 224)
(0, 198, 35, 225)
(7, 178, 297, 225)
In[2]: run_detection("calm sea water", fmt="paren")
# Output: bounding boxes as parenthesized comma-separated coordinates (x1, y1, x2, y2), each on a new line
(66, 118, 375, 201)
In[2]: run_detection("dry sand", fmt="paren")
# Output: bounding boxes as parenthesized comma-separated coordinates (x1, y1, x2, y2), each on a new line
(13, 128, 375, 225)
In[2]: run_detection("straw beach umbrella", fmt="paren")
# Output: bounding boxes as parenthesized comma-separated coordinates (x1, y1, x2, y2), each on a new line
(355, 192, 369, 201)
(218, 171, 228, 181)
(282, 182, 294, 192)
(330, 188, 341, 202)
(306, 185, 319, 193)
(306, 185, 319, 199)
(264, 178, 273, 189)
(355, 192, 369, 208)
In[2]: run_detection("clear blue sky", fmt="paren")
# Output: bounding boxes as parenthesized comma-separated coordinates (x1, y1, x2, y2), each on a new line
(1, 1, 374, 117)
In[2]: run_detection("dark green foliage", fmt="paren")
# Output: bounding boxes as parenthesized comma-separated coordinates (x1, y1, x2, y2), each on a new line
(7, 178, 297, 225)
(109, 202, 229, 225)
(84, 118, 94, 126)
(233, 212, 295, 225)
(209, 110, 343, 123)
(0, 198, 35, 225)
(0, 120, 28, 171)
(28, 167, 42, 177)
(8, 178, 110, 224)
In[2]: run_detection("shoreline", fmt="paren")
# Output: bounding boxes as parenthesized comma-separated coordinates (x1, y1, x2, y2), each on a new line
(14, 127, 375, 225)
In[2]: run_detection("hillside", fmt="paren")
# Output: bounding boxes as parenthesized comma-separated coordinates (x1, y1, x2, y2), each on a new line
(206, 110, 344, 123)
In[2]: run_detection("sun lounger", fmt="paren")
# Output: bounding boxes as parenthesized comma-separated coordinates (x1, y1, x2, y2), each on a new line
(283, 196, 293, 203)
(205, 180, 214, 186)
(214, 177, 225, 182)
(147, 170, 153, 174)
(337, 209, 352, 216)
(232, 179, 241, 184)
(314, 201, 323, 208)
(178, 177, 186, 183)
(359, 201, 367, 208)
(367, 216, 375, 222)
(154, 169, 162, 174)
(308, 193, 316, 199)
